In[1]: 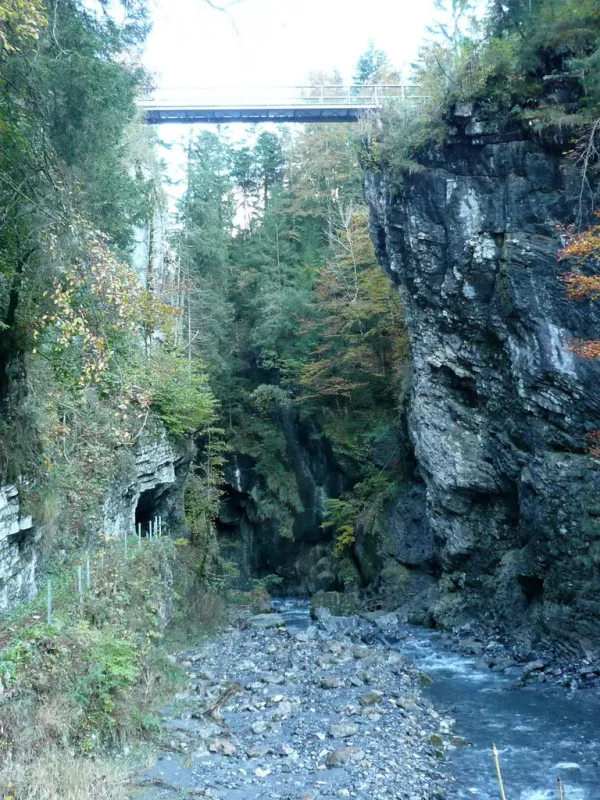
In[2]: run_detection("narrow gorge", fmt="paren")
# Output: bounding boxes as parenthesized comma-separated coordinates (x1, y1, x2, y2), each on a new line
(1, 1, 600, 799)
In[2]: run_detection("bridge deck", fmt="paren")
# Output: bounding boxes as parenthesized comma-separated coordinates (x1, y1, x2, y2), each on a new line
(141, 104, 377, 124)
(138, 85, 421, 125)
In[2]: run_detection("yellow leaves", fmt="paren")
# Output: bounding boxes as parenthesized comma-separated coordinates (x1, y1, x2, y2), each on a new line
(561, 272, 600, 301)
(332, 524, 356, 558)
(566, 338, 600, 360)
(559, 217, 600, 302)
(0, 0, 46, 53)
(559, 224, 600, 264)
(300, 206, 406, 404)
(35, 221, 179, 391)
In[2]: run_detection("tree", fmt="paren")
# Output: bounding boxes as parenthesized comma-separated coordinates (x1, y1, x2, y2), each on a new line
(0, 0, 151, 406)
(354, 41, 390, 84)
(0, 0, 45, 55)
(558, 218, 600, 457)
(559, 219, 600, 360)
(177, 114, 411, 551)
(176, 131, 235, 384)
(300, 205, 406, 414)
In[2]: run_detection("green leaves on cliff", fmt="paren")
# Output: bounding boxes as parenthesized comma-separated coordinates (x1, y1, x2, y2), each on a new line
(148, 354, 216, 438)
(372, 0, 600, 181)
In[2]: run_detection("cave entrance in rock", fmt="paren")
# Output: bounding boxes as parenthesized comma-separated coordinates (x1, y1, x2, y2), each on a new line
(518, 574, 545, 605)
(135, 485, 171, 535)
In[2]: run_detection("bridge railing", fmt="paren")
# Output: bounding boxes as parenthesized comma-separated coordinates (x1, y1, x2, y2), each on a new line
(138, 84, 427, 110)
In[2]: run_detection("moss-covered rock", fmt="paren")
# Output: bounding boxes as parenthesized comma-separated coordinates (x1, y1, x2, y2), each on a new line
(310, 590, 360, 619)
(378, 560, 411, 607)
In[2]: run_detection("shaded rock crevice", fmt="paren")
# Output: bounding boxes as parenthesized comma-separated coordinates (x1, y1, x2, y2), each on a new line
(365, 104, 600, 645)
(215, 414, 353, 594)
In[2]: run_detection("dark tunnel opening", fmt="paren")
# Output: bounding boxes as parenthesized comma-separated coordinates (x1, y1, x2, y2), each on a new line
(518, 574, 545, 605)
(135, 485, 171, 535)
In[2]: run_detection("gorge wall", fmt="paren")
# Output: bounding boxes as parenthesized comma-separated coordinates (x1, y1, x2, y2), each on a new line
(0, 483, 37, 612)
(366, 104, 600, 647)
(0, 432, 190, 616)
(216, 410, 354, 594)
(102, 434, 192, 539)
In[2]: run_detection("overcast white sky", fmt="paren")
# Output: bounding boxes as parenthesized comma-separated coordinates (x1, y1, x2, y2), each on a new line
(143, 0, 439, 90)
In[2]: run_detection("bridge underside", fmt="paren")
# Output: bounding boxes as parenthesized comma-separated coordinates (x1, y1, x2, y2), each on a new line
(142, 105, 375, 124)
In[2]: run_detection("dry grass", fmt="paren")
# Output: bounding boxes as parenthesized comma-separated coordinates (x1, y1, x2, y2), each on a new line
(0, 542, 223, 798)
(194, 590, 226, 625)
(0, 749, 134, 800)
(33, 695, 79, 746)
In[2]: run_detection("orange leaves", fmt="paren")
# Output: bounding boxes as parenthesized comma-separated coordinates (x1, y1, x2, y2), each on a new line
(558, 219, 600, 263)
(558, 218, 600, 299)
(558, 219, 600, 458)
(560, 272, 600, 301)
(566, 338, 600, 360)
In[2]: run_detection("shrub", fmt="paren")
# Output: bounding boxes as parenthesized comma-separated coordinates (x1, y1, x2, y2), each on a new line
(0, 540, 183, 757)
(146, 351, 216, 437)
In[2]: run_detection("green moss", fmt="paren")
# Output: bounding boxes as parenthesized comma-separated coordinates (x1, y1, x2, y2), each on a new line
(310, 590, 360, 619)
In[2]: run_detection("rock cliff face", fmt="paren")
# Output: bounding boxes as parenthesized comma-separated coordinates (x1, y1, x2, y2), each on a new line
(0, 433, 190, 617)
(366, 104, 600, 646)
(0, 483, 37, 612)
(216, 413, 352, 593)
(103, 434, 192, 539)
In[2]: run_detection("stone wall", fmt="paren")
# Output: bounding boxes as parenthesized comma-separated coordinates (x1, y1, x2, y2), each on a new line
(0, 483, 38, 612)
(366, 104, 600, 645)
(0, 433, 190, 618)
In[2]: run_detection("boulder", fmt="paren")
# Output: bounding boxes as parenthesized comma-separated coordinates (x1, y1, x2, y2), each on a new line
(247, 613, 285, 629)
(310, 590, 360, 619)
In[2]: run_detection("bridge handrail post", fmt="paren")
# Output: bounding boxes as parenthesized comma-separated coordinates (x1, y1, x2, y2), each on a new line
(320, 85, 324, 105)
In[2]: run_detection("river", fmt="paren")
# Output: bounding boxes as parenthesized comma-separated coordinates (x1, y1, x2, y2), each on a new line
(274, 599, 600, 800)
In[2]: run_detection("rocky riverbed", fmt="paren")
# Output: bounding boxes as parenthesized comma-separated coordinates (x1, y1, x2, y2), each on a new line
(136, 608, 450, 800)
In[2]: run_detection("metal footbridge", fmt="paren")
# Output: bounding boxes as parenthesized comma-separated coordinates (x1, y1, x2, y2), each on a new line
(138, 85, 421, 124)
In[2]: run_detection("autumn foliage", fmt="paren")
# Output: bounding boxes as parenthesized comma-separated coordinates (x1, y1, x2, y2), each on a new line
(300, 207, 407, 404)
(559, 217, 600, 360)
(558, 217, 600, 455)
(35, 222, 179, 390)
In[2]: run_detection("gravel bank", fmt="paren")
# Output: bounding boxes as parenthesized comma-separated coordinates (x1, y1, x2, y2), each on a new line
(137, 610, 450, 800)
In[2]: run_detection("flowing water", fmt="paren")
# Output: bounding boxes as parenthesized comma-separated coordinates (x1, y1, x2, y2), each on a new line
(273, 599, 600, 800)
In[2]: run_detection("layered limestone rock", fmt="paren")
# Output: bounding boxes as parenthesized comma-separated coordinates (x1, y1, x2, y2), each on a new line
(102, 434, 192, 538)
(366, 104, 600, 644)
(0, 433, 189, 617)
(0, 483, 38, 611)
